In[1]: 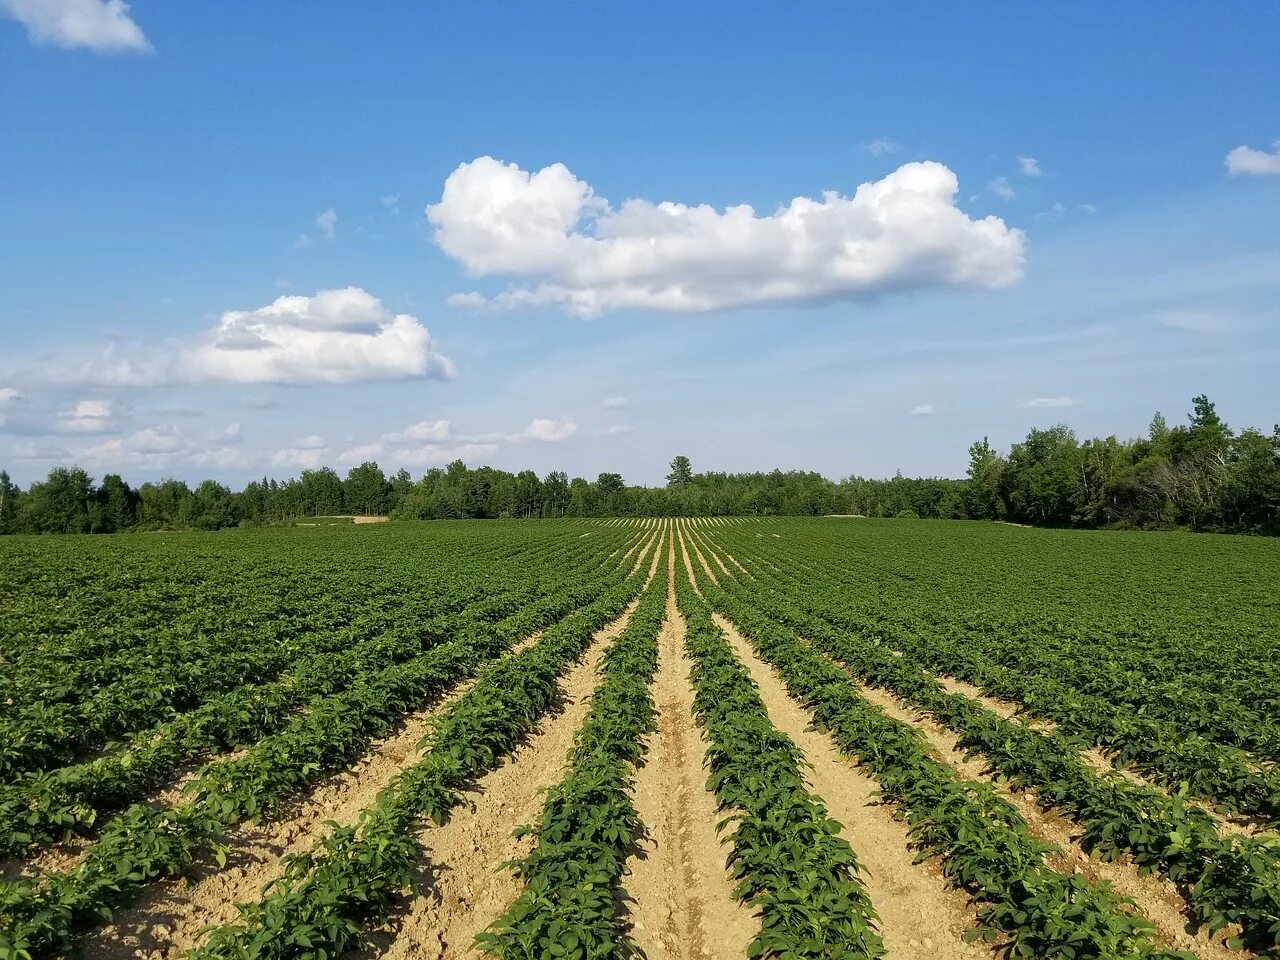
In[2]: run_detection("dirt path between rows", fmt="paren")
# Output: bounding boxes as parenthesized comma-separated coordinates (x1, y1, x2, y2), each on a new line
(359, 596, 647, 960)
(622, 538, 759, 960)
(84, 631, 545, 960)
(361, 530, 666, 959)
(936, 671, 1260, 837)
(847, 670, 1244, 959)
(86, 539, 665, 960)
(711, 612, 995, 960)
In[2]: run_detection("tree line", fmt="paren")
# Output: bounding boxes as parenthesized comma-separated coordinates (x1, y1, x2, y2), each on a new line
(1, 396, 1276, 536)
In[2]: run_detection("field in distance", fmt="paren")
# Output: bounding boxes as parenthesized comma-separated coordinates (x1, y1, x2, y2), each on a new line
(0, 518, 1277, 960)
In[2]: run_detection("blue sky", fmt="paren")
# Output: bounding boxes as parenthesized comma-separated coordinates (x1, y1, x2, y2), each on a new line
(1, 2, 1278, 486)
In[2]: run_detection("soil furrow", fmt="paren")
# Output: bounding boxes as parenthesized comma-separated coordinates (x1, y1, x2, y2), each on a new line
(622, 542, 758, 960)
(711, 612, 995, 960)
(83, 631, 548, 960)
(844, 664, 1244, 959)
(358, 596, 644, 960)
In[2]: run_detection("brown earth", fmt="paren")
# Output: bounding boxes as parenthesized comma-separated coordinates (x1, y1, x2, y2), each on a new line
(622, 536, 759, 960)
(711, 611, 996, 960)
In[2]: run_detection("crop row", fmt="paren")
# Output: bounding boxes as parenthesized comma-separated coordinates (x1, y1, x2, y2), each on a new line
(0, 530, 525, 704)
(478, 536, 670, 959)
(684, 557, 1191, 960)
(0, 532, 646, 781)
(0, 535, 653, 960)
(674, 540, 884, 959)
(697, 539, 1280, 953)
(716, 522, 1280, 745)
(0, 531, 635, 858)
(184, 541, 660, 960)
(711, 525, 1280, 824)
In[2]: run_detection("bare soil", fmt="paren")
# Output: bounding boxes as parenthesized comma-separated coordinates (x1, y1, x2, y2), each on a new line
(622, 540, 759, 960)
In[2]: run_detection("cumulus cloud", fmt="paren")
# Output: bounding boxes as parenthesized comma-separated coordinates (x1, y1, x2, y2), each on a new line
(395, 442, 498, 467)
(338, 442, 385, 465)
(859, 137, 900, 157)
(316, 208, 338, 240)
(0, 0, 150, 53)
(521, 417, 577, 442)
(1225, 141, 1280, 176)
(0, 387, 25, 427)
(429, 156, 1026, 316)
(988, 175, 1016, 200)
(271, 435, 328, 469)
(602, 396, 629, 409)
(18, 287, 455, 387)
(382, 418, 451, 443)
(1017, 396, 1080, 409)
(1017, 156, 1042, 177)
(57, 398, 113, 433)
(909, 404, 937, 416)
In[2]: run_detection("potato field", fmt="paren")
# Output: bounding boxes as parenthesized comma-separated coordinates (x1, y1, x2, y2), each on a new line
(1, 518, 1278, 960)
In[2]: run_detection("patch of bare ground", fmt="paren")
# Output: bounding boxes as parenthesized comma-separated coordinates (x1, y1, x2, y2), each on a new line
(694, 533, 750, 577)
(935, 674, 1262, 838)
(846, 669, 1246, 959)
(622, 540, 759, 960)
(711, 612, 995, 960)
(0, 838, 88, 882)
(681, 526, 721, 587)
(82, 631, 548, 960)
(686, 526, 733, 581)
(357, 595, 644, 960)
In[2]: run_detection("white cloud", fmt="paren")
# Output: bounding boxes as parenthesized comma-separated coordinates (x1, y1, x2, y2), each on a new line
(316, 208, 338, 240)
(909, 404, 937, 416)
(602, 396, 629, 409)
(1017, 156, 1042, 177)
(1080, 203, 1098, 214)
(0, 388, 24, 405)
(393, 442, 498, 467)
(988, 176, 1016, 200)
(429, 156, 1026, 317)
(338, 442, 386, 464)
(602, 424, 632, 436)
(271, 436, 328, 469)
(1017, 396, 1080, 409)
(27, 287, 454, 387)
(1225, 141, 1280, 176)
(379, 194, 401, 215)
(859, 137, 900, 157)
(521, 417, 577, 442)
(291, 233, 314, 249)
(0, 0, 150, 53)
(382, 418, 451, 443)
(222, 422, 242, 441)
(57, 398, 112, 433)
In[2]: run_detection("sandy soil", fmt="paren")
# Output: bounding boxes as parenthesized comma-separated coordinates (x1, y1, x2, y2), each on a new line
(622, 540, 759, 960)
(83, 636, 538, 960)
(360, 597, 644, 960)
(848, 673, 1244, 959)
(711, 612, 995, 960)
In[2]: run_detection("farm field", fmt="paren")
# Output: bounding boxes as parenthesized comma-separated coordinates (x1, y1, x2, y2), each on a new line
(0, 518, 1278, 960)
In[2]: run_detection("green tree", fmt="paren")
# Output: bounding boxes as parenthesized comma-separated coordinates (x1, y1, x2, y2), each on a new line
(190, 479, 235, 530)
(23, 467, 97, 533)
(344, 461, 389, 515)
(666, 455, 693, 487)
(98, 474, 137, 532)
(965, 437, 1006, 520)
(0, 470, 18, 534)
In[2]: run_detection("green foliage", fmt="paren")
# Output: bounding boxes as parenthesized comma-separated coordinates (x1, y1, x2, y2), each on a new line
(675, 543, 884, 959)
(0, 525, 654, 959)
